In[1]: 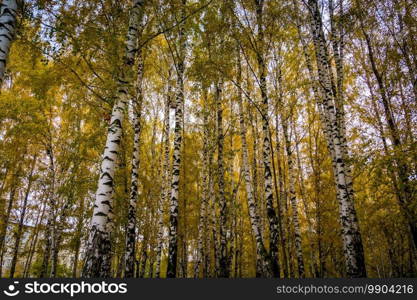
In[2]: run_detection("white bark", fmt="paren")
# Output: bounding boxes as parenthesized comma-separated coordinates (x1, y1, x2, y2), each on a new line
(124, 49, 144, 278)
(0, 0, 18, 87)
(216, 82, 229, 278)
(237, 49, 272, 277)
(282, 119, 305, 278)
(83, 0, 145, 278)
(155, 83, 171, 278)
(166, 73, 183, 277)
(255, 0, 280, 277)
(307, 0, 366, 277)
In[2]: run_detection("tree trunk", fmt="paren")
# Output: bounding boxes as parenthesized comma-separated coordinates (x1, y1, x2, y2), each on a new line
(166, 64, 183, 277)
(360, 20, 417, 250)
(282, 118, 305, 278)
(124, 48, 144, 278)
(9, 155, 36, 278)
(155, 79, 171, 278)
(166, 0, 187, 278)
(0, 168, 20, 278)
(50, 197, 73, 278)
(237, 49, 272, 277)
(307, 0, 366, 277)
(194, 94, 209, 278)
(0, 0, 18, 87)
(215, 82, 229, 278)
(254, 0, 280, 277)
(274, 113, 289, 278)
(23, 195, 47, 278)
(82, 0, 145, 278)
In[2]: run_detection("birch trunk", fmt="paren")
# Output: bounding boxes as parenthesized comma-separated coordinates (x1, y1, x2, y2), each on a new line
(0, 168, 19, 277)
(50, 194, 74, 278)
(215, 82, 229, 278)
(82, 0, 144, 278)
(237, 49, 272, 277)
(9, 155, 36, 278)
(307, 0, 366, 277)
(293, 118, 318, 276)
(255, 0, 280, 277)
(274, 113, 290, 278)
(360, 21, 417, 250)
(124, 48, 144, 278)
(155, 81, 171, 278)
(0, 0, 18, 87)
(194, 97, 209, 278)
(166, 0, 187, 278)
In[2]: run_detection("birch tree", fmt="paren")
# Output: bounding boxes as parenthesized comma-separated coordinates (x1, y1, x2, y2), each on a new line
(237, 47, 272, 277)
(306, 0, 366, 277)
(0, 0, 18, 87)
(155, 79, 171, 278)
(82, 0, 145, 278)
(167, 0, 187, 278)
(254, 0, 280, 277)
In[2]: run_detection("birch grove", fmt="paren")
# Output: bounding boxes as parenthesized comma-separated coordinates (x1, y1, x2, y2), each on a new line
(0, 0, 416, 279)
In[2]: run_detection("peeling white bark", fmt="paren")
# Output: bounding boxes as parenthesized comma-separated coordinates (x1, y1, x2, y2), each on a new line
(0, 0, 18, 87)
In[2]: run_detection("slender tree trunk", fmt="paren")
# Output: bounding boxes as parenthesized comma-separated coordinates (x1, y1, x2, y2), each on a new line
(0, 165, 10, 243)
(138, 244, 148, 278)
(237, 49, 272, 277)
(254, 0, 280, 277)
(166, 67, 183, 277)
(249, 109, 261, 233)
(155, 80, 171, 278)
(360, 20, 417, 250)
(209, 153, 220, 277)
(40, 144, 56, 278)
(194, 95, 209, 278)
(124, 48, 144, 278)
(0, 0, 18, 87)
(274, 112, 289, 278)
(307, 0, 366, 277)
(167, 0, 187, 278)
(215, 82, 229, 278)
(207, 137, 220, 277)
(296, 12, 335, 277)
(71, 193, 85, 278)
(82, 0, 144, 278)
(9, 155, 36, 278)
(282, 118, 305, 278)
(50, 197, 73, 278)
(51, 158, 81, 278)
